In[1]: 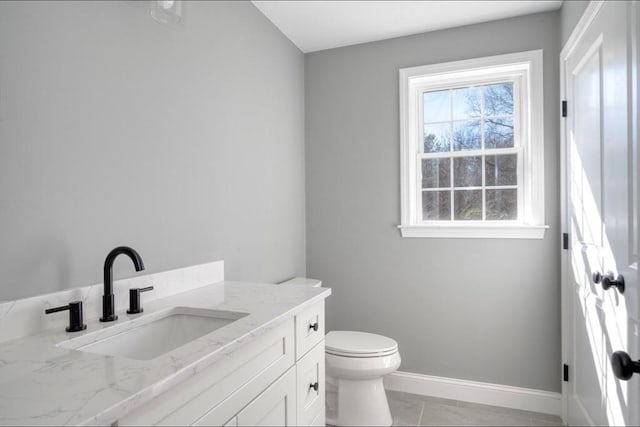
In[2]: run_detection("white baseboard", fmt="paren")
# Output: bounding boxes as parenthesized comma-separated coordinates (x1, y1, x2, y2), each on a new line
(383, 371, 561, 416)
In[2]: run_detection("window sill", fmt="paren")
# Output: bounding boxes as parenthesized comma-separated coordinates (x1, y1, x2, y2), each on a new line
(398, 224, 549, 239)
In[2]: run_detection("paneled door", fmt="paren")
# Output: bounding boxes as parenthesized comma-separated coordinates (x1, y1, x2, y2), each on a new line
(562, 1, 639, 425)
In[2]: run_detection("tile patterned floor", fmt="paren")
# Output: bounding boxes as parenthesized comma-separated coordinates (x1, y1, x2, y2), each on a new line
(386, 390, 564, 426)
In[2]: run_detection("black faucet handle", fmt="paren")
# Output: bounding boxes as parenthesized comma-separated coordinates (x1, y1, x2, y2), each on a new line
(127, 286, 154, 314)
(45, 301, 87, 333)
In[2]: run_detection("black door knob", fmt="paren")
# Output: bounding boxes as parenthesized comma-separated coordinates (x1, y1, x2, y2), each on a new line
(309, 382, 319, 391)
(593, 271, 625, 294)
(611, 351, 640, 381)
(309, 322, 319, 332)
(592, 271, 603, 284)
(602, 274, 625, 293)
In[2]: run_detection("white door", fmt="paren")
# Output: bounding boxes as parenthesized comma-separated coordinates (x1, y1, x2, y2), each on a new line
(563, 1, 639, 425)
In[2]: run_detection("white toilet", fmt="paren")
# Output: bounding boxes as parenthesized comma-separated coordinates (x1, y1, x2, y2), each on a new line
(325, 330, 401, 426)
(279, 278, 401, 427)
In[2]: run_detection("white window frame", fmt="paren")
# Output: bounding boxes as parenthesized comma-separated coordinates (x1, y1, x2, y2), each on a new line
(398, 50, 548, 239)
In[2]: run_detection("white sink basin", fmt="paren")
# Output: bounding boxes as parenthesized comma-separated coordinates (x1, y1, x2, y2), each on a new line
(57, 306, 248, 360)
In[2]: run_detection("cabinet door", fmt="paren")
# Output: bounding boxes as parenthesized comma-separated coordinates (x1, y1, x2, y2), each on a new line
(237, 368, 296, 427)
(296, 341, 325, 426)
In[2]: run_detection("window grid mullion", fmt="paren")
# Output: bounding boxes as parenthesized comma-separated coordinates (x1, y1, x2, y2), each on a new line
(480, 85, 486, 220)
(449, 157, 454, 220)
(420, 147, 519, 159)
(482, 156, 486, 221)
(423, 114, 513, 127)
(449, 91, 454, 220)
(422, 185, 518, 192)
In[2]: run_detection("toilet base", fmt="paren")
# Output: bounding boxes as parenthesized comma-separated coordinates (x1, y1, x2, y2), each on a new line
(325, 375, 393, 426)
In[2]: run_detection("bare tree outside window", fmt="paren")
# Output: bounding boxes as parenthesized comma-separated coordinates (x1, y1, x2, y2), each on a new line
(421, 82, 517, 221)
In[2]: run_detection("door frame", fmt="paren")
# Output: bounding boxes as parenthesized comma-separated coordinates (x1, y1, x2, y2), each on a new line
(560, 0, 639, 424)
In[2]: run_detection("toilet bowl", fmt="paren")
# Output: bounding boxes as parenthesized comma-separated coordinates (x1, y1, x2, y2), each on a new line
(279, 278, 401, 427)
(325, 331, 401, 426)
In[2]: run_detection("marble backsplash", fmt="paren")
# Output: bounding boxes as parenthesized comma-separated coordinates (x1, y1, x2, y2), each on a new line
(0, 260, 224, 343)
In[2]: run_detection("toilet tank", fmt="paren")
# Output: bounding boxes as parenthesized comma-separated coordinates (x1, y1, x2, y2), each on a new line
(279, 277, 322, 287)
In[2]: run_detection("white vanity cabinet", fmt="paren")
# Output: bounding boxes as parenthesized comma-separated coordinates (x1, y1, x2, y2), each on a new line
(118, 301, 325, 427)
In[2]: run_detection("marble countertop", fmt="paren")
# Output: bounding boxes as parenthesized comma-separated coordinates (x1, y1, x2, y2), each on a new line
(0, 281, 330, 426)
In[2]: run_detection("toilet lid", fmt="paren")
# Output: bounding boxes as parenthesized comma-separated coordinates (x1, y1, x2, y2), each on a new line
(325, 331, 398, 357)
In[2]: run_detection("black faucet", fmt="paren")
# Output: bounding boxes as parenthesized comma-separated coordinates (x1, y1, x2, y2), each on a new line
(101, 246, 145, 322)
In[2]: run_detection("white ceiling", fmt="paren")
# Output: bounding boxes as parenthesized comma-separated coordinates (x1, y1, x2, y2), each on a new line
(252, 1, 563, 53)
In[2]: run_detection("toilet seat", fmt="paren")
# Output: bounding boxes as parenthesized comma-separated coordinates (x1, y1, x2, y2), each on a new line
(326, 331, 398, 358)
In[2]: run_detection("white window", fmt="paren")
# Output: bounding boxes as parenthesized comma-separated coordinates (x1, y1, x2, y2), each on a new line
(398, 50, 548, 239)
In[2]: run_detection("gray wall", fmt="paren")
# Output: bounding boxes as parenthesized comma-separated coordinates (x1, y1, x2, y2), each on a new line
(560, 0, 590, 47)
(0, 1, 305, 300)
(306, 11, 561, 392)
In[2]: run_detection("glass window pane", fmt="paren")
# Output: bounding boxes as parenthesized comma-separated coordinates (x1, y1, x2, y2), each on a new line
(454, 190, 482, 220)
(422, 191, 451, 220)
(485, 154, 517, 186)
(486, 189, 517, 220)
(453, 156, 482, 187)
(423, 90, 450, 123)
(452, 86, 481, 120)
(422, 158, 450, 188)
(485, 117, 514, 148)
(483, 82, 514, 116)
(424, 122, 451, 153)
(453, 120, 481, 151)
